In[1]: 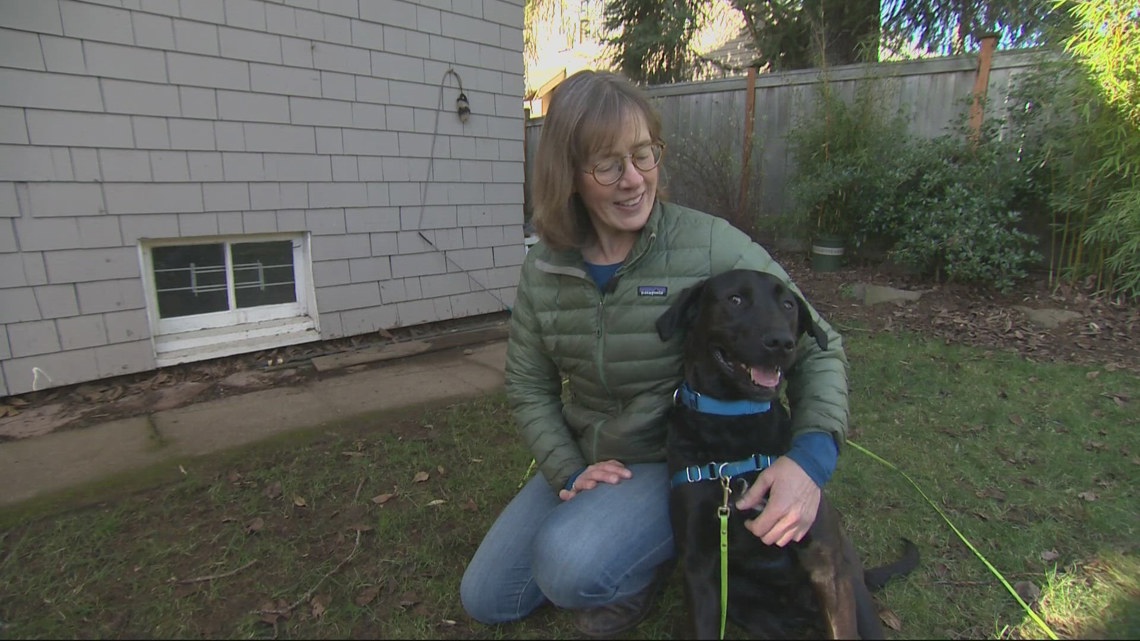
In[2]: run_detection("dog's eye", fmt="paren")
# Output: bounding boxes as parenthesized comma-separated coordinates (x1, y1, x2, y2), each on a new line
(729, 294, 743, 306)
(782, 300, 794, 311)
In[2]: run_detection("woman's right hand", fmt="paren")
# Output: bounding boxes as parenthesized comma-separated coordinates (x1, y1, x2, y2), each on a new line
(558, 459, 632, 501)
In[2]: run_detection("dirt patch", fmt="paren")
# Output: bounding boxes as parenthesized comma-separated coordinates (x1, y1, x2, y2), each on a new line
(0, 313, 511, 441)
(1, 254, 1136, 442)
(773, 250, 1140, 374)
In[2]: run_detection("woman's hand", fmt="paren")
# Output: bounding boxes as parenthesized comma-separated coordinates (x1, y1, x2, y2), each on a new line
(558, 459, 632, 501)
(734, 457, 821, 546)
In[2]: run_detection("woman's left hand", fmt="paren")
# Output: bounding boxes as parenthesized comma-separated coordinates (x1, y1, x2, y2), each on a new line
(734, 457, 820, 547)
(557, 459, 632, 501)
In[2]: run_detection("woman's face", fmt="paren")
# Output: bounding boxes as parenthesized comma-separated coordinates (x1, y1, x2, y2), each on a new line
(575, 113, 659, 242)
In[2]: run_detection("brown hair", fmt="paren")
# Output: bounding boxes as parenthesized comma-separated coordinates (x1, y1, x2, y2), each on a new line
(531, 70, 665, 252)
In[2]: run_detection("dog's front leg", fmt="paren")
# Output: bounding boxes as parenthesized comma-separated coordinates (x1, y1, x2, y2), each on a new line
(798, 539, 860, 639)
(682, 540, 724, 640)
(673, 486, 727, 640)
(797, 500, 865, 640)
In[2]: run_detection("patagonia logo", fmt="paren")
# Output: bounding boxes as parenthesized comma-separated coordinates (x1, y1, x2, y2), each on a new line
(638, 286, 668, 297)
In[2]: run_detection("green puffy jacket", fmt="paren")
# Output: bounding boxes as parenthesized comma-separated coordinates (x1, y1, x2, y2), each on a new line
(506, 200, 849, 493)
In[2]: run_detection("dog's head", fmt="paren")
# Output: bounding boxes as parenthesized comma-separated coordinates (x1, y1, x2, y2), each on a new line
(656, 270, 828, 401)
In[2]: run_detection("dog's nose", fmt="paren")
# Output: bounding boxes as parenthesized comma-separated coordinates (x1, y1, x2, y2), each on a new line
(763, 333, 796, 353)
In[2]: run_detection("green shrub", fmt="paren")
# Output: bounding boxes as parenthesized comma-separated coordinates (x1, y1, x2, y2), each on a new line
(785, 78, 910, 240)
(785, 79, 1043, 291)
(858, 118, 1043, 291)
(1007, 58, 1140, 297)
(1002, 1, 1140, 297)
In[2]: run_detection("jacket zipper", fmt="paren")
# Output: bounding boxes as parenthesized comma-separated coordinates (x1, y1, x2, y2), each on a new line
(592, 231, 656, 394)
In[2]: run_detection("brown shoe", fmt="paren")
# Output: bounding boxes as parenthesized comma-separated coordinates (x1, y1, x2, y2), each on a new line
(573, 562, 673, 638)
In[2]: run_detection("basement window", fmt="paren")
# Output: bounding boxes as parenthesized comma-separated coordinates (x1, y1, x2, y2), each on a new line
(141, 234, 320, 366)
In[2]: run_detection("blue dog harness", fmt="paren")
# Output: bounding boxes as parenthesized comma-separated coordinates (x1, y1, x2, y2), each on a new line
(669, 381, 780, 488)
(672, 381, 771, 416)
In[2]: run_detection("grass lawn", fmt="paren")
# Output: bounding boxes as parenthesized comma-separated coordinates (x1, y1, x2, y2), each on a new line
(0, 331, 1136, 639)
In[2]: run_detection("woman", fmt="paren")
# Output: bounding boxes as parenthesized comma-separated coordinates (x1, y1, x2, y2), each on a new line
(460, 70, 849, 637)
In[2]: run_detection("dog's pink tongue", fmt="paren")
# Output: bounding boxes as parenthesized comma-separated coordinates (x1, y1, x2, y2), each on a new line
(750, 366, 781, 388)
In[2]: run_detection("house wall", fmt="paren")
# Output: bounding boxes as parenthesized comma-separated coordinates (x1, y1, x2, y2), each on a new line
(0, 0, 526, 397)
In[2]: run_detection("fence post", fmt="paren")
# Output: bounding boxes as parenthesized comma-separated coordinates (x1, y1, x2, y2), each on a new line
(737, 64, 758, 236)
(969, 33, 1000, 145)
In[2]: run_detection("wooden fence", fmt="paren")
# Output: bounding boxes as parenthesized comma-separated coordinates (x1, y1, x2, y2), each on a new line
(524, 48, 1050, 230)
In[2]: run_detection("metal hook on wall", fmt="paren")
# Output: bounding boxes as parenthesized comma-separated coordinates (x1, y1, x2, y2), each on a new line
(444, 69, 470, 123)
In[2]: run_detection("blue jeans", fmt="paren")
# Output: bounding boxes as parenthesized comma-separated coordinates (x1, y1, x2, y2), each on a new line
(460, 462, 675, 624)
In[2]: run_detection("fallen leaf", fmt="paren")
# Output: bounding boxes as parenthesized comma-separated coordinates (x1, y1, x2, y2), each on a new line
(1015, 580, 1041, 605)
(349, 524, 373, 532)
(426, 499, 446, 506)
(462, 497, 478, 512)
(7, 397, 28, 407)
(879, 608, 903, 631)
(355, 586, 381, 606)
(341, 451, 364, 458)
(413, 471, 430, 483)
(1103, 393, 1129, 407)
(1041, 549, 1060, 562)
(440, 618, 457, 626)
(258, 602, 281, 624)
(245, 517, 265, 534)
(311, 593, 330, 619)
(976, 488, 1006, 502)
(437, 465, 446, 475)
(1009, 414, 1024, 426)
(293, 496, 307, 508)
(227, 470, 243, 483)
(372, 493, 395, 504)
(1078, 491, 1098, 501)
(265, 481, 283, 499)
(1086, 370, 1100, 380)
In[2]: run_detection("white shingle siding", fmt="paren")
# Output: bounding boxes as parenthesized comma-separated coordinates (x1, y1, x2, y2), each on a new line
(0, 0, 524, 396)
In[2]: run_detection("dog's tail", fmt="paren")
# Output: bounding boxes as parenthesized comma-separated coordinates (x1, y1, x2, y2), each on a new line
(863, 538, 920, 591)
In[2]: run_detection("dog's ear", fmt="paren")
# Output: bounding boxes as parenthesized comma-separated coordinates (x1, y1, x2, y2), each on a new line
(795, 292, 829, 351)
(656, 281, 706, 341)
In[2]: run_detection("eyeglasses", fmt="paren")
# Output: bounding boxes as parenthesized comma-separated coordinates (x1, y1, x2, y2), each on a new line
(584, 142, 665, 186)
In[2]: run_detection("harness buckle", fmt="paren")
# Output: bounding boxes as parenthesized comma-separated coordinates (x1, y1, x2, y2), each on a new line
(716, 462, 731, 481)
(674, 384, 702, 410)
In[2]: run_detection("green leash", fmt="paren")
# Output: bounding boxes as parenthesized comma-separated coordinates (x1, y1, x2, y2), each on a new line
(847, 440, 1060, 641)
(710, 443, 1059, 641)
(718, 476, 731, 640)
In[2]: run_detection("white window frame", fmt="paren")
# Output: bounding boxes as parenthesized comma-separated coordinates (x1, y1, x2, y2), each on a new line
(140, 233, 320, 366)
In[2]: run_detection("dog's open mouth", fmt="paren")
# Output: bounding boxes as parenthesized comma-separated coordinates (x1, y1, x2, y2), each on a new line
(714, 348, 781, 389)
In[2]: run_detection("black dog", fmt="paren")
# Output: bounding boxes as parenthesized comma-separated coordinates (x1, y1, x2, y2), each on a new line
(656, 269, 917, 640)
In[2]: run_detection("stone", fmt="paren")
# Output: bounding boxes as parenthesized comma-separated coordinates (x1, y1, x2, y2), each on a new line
(1013, 306, 1082, 329)
(854, 283, 924, 306)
